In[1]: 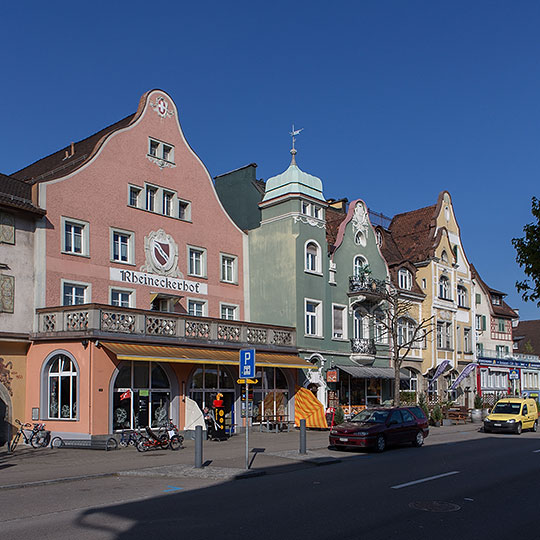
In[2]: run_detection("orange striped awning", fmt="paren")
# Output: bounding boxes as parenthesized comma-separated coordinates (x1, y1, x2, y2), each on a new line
(102, 342, 314, 370)
(294, 386, 328, 428)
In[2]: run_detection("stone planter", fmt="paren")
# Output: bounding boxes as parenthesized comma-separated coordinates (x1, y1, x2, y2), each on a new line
(471, 409, 483, 423)
(482, 408, 490, 419)
(442, 418, 453, 426)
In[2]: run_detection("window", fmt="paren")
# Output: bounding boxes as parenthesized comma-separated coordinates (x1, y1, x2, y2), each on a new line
(111, 230, 133, 264)
(475, 293, 481, 305)
(62, 218, 88, 256)
(111, 289, 132, 307)
(305, 242, 320, 273)
(402, 369, 418, 392)
(422, 278, 426, 289)
(178, 199, 191, 221)
(188, 247, 206, 277)
(313, 206, 322, 219)
(148, 138, 174, 163)
(353, 309, 369, 339)
(332, 305, 347, 339)
(146, 185, 157, 212)
(63, 282, 88, 305)
(439, 276, 450, 299)
(398, 317, 417, 346)
(441, 250, 448, 263)
(129, 186, 141, 207)
(374, 311, 386, 343)
(436, 321, 452, 350)
(301, 202, 311, 215)
(47, 354, 78, 420)
(496, 345, 509, 358)
(497, 318, 506, 333)
(188, 299, 206, 317)
(464, 328, 472, 353)
(162, 191, 174, 216)
(353, 255, 368, 279)
(113, 361, 171, 430)
(457, 286, 468, 307)
(221, 304, 238, 320)
(491, 295, 501, 306)
(398, 268, 412, 290)
(476, 342, 484, 357)
(476, 314, 486, 331)
(220, 254, 237, 283)
(305, 300, 321, 337)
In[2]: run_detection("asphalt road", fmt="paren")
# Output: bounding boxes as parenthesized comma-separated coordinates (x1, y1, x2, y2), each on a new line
(2, 432, 540, 540)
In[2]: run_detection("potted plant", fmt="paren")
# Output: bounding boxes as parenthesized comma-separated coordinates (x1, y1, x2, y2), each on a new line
(430, 403, 443, 427)
(442, 400, 454, 426)
(418, 392, 429, 419)
(472, 393, 483, 423)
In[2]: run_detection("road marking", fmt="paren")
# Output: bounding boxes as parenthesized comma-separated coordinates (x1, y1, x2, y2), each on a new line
(391, 471, 460, 490)
(164, 485, 184, 493)
(533, 449, 540, 453)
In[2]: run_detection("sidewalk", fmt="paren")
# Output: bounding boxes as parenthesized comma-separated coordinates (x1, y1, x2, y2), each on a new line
(0, 422, 482, 490)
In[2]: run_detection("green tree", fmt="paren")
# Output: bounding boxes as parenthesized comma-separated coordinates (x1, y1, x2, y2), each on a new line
(513, 197, 540, 306)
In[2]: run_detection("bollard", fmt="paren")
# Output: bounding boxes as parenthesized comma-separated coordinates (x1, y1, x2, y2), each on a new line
(299, 418, 307, 455)
(195, 425, 203, 468)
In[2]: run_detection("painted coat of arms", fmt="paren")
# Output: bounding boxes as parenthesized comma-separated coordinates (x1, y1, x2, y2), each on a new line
(141, 229, 183, 278)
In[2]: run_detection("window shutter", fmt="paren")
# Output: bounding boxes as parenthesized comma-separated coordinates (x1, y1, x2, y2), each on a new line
(475, 293, 481, 305)
(482, 315, 486, 331)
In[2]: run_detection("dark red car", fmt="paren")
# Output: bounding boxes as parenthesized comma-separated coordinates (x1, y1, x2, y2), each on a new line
(329, 406, 429, 452)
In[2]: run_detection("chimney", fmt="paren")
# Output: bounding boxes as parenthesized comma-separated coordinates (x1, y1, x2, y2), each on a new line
(70, 142, 75, 156)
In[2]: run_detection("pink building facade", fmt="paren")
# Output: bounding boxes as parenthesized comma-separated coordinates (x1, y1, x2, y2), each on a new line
(13, 90, 305, 440)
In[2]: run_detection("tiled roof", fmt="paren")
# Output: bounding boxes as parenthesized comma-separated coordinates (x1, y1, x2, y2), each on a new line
(325, 205, 347, 252)
(470, 264, 518, 319)
(377, 227, 404, 265)
(388, 204, 437, 262)
(0, 173, 45, 215)
(11, 114, 136, 184)
(514, 320, 540, 355)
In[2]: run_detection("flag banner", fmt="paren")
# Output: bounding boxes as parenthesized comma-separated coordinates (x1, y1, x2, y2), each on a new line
(120, 390, 131, 401)
(450, 363, 478, 390)
(428, 360, 450, 390)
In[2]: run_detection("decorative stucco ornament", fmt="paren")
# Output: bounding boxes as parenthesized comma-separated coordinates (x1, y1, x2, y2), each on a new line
(146, 155, 176, 170)
(293, 215, 326, 229)
(352, 202, 369, 247)
(141, 229, 183, 278)
(150, 96, 175, 119)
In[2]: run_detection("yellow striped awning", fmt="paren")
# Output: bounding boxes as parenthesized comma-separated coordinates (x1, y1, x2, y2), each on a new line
(294, 386, 328, 428)
(102, 342, 315, 370)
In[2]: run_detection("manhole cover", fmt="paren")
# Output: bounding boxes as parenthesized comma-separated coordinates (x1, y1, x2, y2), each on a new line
(409, 501, 461, 513)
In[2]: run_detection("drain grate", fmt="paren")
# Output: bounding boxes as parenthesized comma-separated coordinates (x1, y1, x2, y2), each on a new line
(409, 501, 461, 513)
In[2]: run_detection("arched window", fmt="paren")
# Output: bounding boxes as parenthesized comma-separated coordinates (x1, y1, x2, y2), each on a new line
(113, 361, 172, 430)
(401, 368, 419, 392)
(353, 255, 368, 278)
(305, 241, 321, 273)
(354, 309, 369, 339)
(457, 285, 467, 307)
(439, 276, 450, 299)
(47, 353, 78, 420)
(441, 250, 448, 263)
(374, 309, 386, 343)
(398, 268, 412, 290)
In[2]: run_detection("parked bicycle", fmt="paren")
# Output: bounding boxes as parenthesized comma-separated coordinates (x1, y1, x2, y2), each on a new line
(8, 419, 51, 452)
(119, 430, 143, 448)
(136, 425, 183, 452)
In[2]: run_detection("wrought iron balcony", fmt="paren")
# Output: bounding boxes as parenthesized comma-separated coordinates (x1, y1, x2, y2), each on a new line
(350, 338, 377, 355)
(349, 276, 388, 297)
(34, 303, 296, 351)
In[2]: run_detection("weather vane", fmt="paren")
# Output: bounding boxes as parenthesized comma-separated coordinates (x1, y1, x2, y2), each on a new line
(289, 124, 303, 165)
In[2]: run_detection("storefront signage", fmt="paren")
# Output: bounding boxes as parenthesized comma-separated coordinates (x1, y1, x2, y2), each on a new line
(479, 358, 540, 369)
(326, 370, 338, 383)
(509, 369, 519, 380)
(110, 268, 208, 295)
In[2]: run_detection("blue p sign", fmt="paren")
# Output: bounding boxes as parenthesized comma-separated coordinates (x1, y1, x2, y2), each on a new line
(240, 349, 256, 378)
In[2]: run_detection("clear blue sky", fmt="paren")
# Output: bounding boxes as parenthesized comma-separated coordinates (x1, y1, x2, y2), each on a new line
(2, 1, 539, 319)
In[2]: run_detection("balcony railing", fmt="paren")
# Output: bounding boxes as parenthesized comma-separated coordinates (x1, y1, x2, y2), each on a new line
(35, 304, 296, 350)
(350, 338, 377, 355)
(349, 276, 387, 296)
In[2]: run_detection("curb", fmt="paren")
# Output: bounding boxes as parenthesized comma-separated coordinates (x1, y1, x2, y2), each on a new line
(0, 472, 117, 491)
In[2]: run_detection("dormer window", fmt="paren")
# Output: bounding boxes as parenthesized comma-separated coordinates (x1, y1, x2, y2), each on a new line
(491, 295, 501, 305)
(313, 206, 322, 219)
(301, 202, 311, 215)
(398, 268, 412, 290)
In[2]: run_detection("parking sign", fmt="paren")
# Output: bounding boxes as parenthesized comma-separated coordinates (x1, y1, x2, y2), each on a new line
(240, 349, 256, 379)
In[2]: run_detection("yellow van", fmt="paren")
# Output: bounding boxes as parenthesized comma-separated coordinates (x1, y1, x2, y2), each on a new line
(484, 397, 538, 434)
